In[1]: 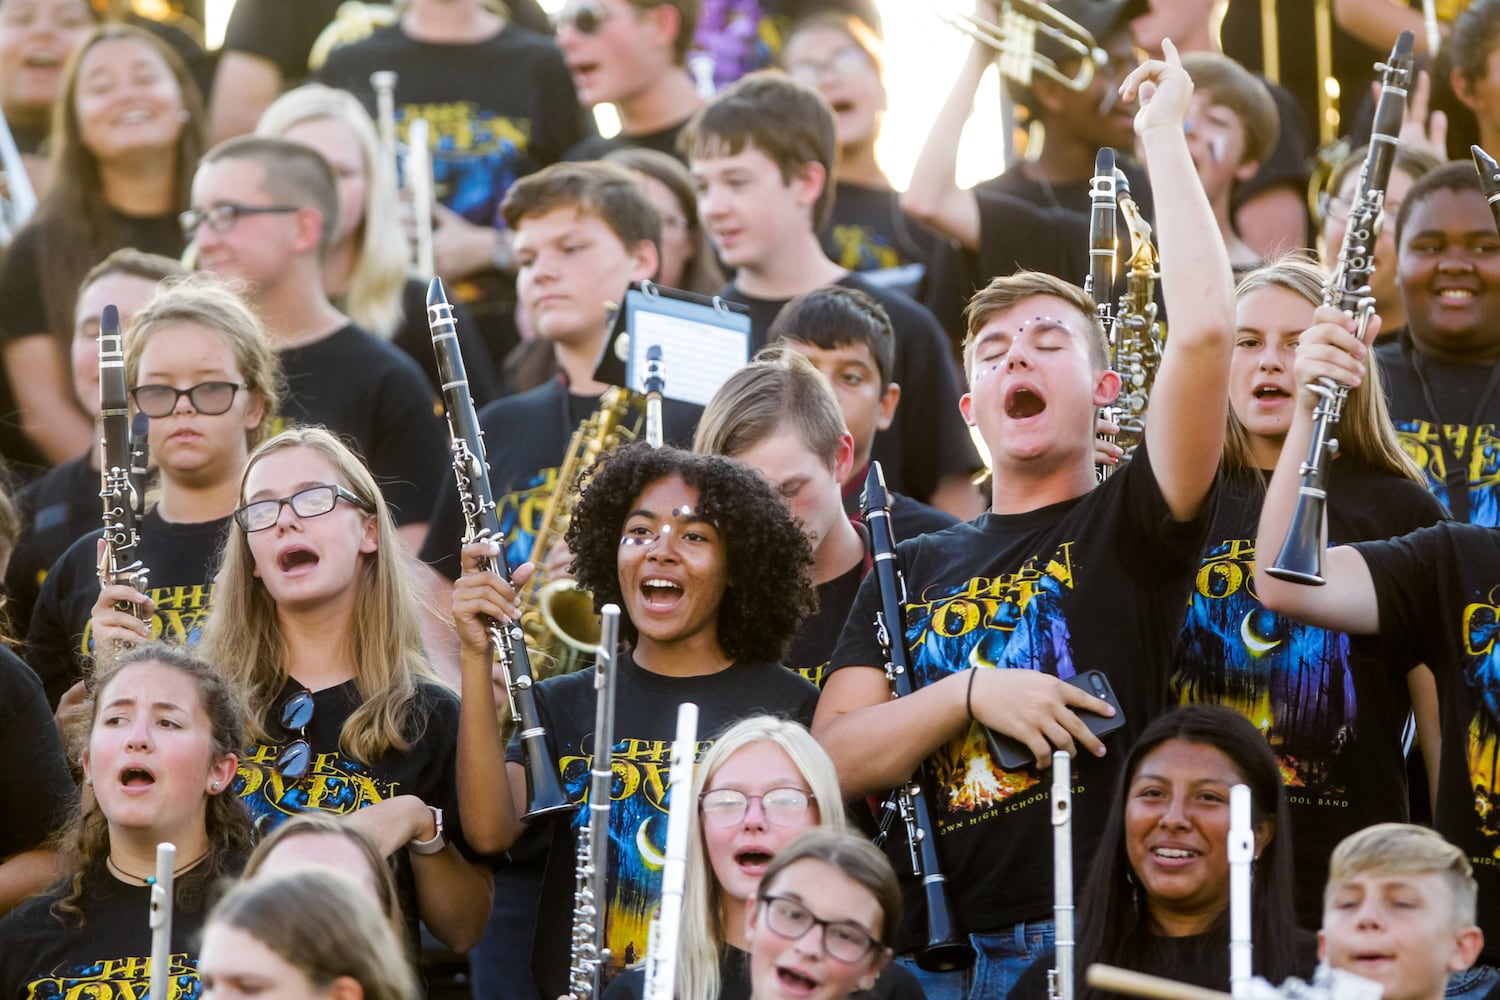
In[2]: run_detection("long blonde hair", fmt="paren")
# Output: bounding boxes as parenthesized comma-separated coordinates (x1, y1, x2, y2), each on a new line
(1227, 255, 1422, 483)
(676, 716, 846, 1000)
(256, 84, 408, 341)
(197, 428, 437, 760)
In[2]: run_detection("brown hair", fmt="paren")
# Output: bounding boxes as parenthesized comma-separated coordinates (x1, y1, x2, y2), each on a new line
(963, 271, 1108, 380)
(38, 24, 205, 343)
(757, 829, 901, 947)
(604, 146, 725, 295)
(1179, 51, 1279, 167)
(680, 70, 839, 230)
(694, 346, 847, 468)
(75, 249, 189, 339)
(200, 135, 341, 259)
(501, 159, 662, 259)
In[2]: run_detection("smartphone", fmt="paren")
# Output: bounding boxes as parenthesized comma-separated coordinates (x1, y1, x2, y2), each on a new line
(985, 669, 1127, 772)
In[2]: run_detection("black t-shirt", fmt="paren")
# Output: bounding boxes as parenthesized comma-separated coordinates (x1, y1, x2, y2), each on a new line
(1355, 521, 1500, 963)
(506, 651, 819, 995)
(0, 646, 75, 860)
(25, 509, 229, 709)
(565, 119, 690, 165)
(841, 466, 960, 541)
(6, 453, 97, 636)
(719, 274, 980, 505)
(827, 442, 1212, 949)
(0, 859, 226, 1000)
(315, 22, 590, 361)
(419, 377, 702, 580)
(0, 211, 182, 470)
(384, 277, 502, 409)
(786, 555, 865, 690)
(1168, 462, 1447, 927)
(819, 181, 947, 300)
(1232, 78, 1313, 217)
(274, 322, 448, 527)
(222, 0, 552, 80)
(1376, 338, 1500, 526)
(603, 941, 926, 1000)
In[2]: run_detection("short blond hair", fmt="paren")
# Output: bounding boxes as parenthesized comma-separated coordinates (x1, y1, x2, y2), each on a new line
(962, 271, 1108, 381)
(1325, 824, 1477, 927)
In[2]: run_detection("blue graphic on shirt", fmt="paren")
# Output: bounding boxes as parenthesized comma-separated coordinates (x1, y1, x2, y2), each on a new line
(1394, 418, 1500, 526)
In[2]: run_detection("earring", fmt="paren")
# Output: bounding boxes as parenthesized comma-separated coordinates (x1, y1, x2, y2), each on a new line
(211, 781, 221, 792)
(83, 775, 92, 786)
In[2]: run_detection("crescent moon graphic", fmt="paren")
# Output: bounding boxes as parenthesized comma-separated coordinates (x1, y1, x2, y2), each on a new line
(1241, 611, 1281, 655)
(637, 819, 666, 870)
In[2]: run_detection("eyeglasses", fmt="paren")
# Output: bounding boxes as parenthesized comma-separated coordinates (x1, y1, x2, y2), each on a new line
(554, 0, 613, 34)
(276, 687, 315, 779)
(757, 895, 883, 963)
(233, 484, 374, 533)
(130, 381, 243, 418)
(179, 202, 300, 240)
(785, 46, 872, 85)
(1323, 194, 1402, 224)
(699, 787, 814, 827)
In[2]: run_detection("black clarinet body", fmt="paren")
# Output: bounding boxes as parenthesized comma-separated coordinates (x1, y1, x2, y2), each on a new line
(427, 277, 571, 820)
(1473, 144, 1500, 233)
(1268, 32, 1414, 585)
(98, 304, 150, 626)
(862, 462, 975, 972)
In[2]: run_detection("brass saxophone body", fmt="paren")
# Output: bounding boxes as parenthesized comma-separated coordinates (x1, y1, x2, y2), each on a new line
(520, 386, 640, 677)
(1111, 180, 1163, 463)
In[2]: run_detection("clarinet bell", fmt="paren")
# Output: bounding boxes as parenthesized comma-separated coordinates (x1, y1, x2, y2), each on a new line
(1266, 489, 1327, 586)
(523, 746, 575, 821)
(917, 937, 978, 974)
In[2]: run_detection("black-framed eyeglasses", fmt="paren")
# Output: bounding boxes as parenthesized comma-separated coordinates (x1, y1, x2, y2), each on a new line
(130, 381, 243, 418)
(234, 484, 374, 533)
(179, 202, 300, 240)
(699, 787, 815, 827)
(757, 895, 883, 963)
(276, 687, 315, 779)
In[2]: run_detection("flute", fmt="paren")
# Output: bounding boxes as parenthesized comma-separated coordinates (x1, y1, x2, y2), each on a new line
(644, 345, 664, 449)
(370, 70, 399, 184)
(1229, 785, 1254, 999)
(566, 604, 619, 1000)
(642, 702, 698, 1000)
(148, 842, 175, 1000)
(408, 117, 435, 278)
(1048, 751, 1075, 1000)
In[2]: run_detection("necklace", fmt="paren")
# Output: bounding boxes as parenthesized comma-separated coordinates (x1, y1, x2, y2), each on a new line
(106, 849, 210, 885)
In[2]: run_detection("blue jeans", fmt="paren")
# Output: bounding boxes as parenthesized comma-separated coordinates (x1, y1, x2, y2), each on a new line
(1446, 964, 1500, 1000)
(898, 919, 1056, 1000)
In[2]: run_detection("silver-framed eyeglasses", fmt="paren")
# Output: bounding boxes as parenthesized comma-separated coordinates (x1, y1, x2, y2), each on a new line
(756, 894, 883, 963)
(234, 484, 374, 533)
(699, 786, 814, 827)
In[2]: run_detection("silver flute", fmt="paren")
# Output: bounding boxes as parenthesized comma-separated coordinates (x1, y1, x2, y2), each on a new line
(566, 604, 620, 1000)
(642, 702, 698, 1000)
(1048, 751, 1074, 1000)
(1229, 785, 1254, 999)
(148, 842, 175, 1000)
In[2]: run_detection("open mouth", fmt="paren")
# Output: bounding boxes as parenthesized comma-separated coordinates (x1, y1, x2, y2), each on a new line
(120, 766, 156, 788)
(23, 52, 60, 68)
(1253, 385, 1290, 401)
(1151, 847, 1202, 860)
(829, 98, 854, 114)
(734, 847, 774, 873)
(1436, 288, 1477, 302)
(641, 578, 683, 608)
(278, 548, 319, 572)
(1005, 387, 1046, 419)
(776, 966, 819, 993)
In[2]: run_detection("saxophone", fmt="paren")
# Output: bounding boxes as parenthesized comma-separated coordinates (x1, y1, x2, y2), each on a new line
(1111, 170, 1163, 464)
(519, 387, 640, 677)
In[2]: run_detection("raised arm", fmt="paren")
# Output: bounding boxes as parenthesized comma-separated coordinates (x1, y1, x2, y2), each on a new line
(453, 541, 530, 853)
(1124, 40, 1235, 521)
(899, 34, 988, 252)
(1254, 304, 1381, 633)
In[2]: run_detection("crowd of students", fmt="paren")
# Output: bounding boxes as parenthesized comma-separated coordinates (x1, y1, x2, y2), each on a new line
(4, 0, 1500, 998)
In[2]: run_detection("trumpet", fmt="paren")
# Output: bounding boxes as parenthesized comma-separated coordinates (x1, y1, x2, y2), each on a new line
(936, 0, 1105, 91)
(428, 277, 571, 820)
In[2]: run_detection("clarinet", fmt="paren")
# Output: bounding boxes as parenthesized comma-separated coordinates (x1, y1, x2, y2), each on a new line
(863, 462, 976, 972)
(1048, 752, 1074, 1000)
(427, 277, 571, 819)
(1229, 785, 1254, 999)
(642, 702, 698, 1000)
(1472, 145, 1500, 233)
(1267, 31, 1413, 585)
(567, 604, 620, 1000)
(1087, 149, 1120, 480)
(147, 842, 175, 1000)
(98, 304, 150, 629)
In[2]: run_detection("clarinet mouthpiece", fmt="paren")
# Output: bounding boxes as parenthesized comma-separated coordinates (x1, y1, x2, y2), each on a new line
(427, 276, 448, 307)
(862, 461, 889, 513)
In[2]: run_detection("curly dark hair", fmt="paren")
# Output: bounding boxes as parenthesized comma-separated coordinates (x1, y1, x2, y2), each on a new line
(565, 443, 816, 663)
